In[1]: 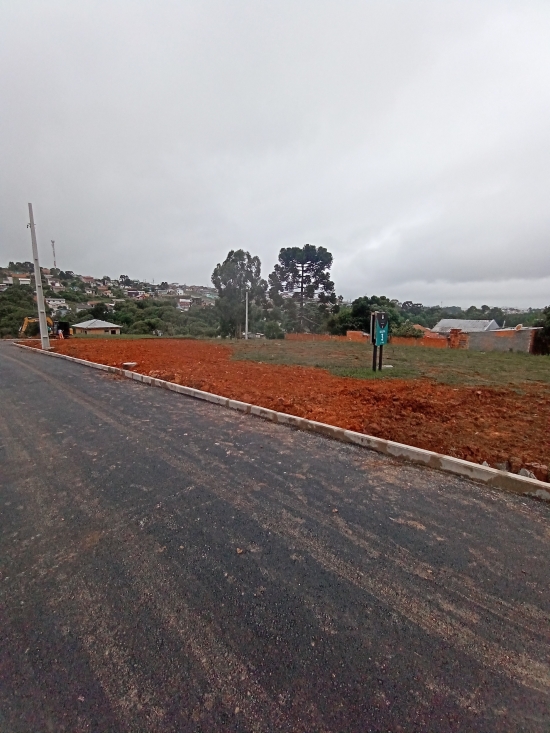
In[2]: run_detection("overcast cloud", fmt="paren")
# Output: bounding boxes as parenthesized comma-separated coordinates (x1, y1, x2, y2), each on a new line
(1, 0, 550, 307)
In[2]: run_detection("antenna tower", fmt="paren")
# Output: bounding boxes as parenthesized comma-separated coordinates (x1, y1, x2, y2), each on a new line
(51, 240, 56, 269)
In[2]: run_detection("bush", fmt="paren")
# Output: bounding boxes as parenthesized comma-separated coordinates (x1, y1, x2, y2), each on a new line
(128, 320, 152, 334)
(0, 285, 37, 337)
(264, 321, 284, 339)
(391, 319, 423, 338)
(533, 306, 550, 355)
(188, 321, 218, 337)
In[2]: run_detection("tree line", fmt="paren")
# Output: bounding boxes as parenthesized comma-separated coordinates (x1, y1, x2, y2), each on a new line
(1, 247, 549, 353)
(209, 245, 546, 340)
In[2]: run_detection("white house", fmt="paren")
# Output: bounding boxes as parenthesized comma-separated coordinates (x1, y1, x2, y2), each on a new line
(73, 319, 121, 335)
(46, 298, 67, 310)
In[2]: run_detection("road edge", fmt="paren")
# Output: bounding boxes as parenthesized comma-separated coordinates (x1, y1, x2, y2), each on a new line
(13, 342, 550, 503)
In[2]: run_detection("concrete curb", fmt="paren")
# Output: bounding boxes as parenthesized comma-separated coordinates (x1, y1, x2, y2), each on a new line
(13, 342, 550, 503)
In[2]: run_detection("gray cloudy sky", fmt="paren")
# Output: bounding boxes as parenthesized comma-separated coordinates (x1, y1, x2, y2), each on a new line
(1, 1, 550, 307)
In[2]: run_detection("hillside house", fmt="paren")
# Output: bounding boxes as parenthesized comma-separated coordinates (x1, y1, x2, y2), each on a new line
(432, 319, 499, 334)
(46, 298, 67, 310)
(73, 319, 121, 335)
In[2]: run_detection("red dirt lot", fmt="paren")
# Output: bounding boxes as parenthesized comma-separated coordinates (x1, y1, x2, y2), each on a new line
(45, 338, 549, 481)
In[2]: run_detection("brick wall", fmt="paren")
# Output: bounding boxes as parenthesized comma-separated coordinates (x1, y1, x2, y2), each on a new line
(390, 336, 448, 348)
(285, 331, 369, 343)
(448, 329, 469, 349)
(468, 329, 536, 353)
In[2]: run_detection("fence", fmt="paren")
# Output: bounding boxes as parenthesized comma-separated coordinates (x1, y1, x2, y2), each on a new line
(285, 329, 538, 353)
(285, 331, 368, 343)
(389, 336, 448, 348)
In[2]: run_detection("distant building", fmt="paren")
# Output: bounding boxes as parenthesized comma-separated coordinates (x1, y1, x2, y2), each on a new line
(432, 319, 500, 334)
(46, 298, 67, 310)
(7, 275, 32, 286)
(177, 299, 192, 311)
(73, 319, 121, 335)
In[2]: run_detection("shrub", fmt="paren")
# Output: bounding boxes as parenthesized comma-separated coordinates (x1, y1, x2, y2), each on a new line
(391, 319, 423, 338)
(128, 320, 152, 334)
(264, 321, 284, 339)
(533, 306, 550, 355)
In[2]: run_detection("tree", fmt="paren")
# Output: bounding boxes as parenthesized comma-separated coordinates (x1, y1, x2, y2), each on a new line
(533, 306, 550, 355)
(8, 261, 34, 273)
(211, 250, 267, 338)
(391, 319, 423, 338)
(327, 295, 402, 335)
(88, 303, 110, 320)
(0, 285, 36, 337)
(264, 321, 284, 339)
(268, 244, 336, 329)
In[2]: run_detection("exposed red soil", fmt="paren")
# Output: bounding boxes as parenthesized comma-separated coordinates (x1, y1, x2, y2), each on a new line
(42, 339, 550, 480)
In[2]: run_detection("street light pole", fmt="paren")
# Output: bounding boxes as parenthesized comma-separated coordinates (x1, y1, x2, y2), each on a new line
(245, 289, 249, 340)
(28, 203, 50, 350)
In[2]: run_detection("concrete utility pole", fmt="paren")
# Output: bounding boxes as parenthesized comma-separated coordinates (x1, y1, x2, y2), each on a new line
(245, 289, 249, 340)
(28, 203, 51, 350)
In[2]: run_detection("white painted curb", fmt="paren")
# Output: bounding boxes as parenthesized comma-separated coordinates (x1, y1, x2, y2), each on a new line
(13, 342, 550, 503)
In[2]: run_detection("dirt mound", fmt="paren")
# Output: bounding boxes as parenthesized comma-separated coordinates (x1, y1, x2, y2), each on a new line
(45, 339, 549, 479)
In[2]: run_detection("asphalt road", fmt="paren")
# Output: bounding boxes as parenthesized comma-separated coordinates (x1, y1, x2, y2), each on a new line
(1, 341, 549, 732)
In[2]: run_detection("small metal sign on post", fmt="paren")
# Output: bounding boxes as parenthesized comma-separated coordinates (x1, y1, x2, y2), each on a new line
(370, 311, 389, 371)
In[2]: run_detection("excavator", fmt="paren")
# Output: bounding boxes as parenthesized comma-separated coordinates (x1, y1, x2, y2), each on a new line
(19, 317, 73, 338)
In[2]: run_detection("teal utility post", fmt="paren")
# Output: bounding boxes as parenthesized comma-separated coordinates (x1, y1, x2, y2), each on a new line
(370, 311, 389, 371)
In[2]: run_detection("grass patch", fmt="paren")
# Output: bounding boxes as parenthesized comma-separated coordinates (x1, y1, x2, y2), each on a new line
(70, 333, 213, 340)
(232, 340, 550, 386)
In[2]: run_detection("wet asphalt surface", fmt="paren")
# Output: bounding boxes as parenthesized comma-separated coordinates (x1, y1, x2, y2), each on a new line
(0, 341, 549, 732)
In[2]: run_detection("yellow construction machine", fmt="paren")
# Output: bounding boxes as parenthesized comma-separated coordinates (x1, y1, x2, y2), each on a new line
(19, 316, 53, 337)
(20, 317, 74, 338)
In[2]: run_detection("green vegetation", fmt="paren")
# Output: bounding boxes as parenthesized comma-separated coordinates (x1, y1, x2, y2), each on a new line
(85, 300, 218, 337)
(211, 250, 267, 338)
(0, 285, 37, 338)
(391, 300, 542, 329)
(5, 261, 34, 273)
(533, 306, 550, 355)
(263, 321, 285, 339)
(232, 339, 550, 386)
(327, 295, 401, 335)
(327, 297, 544, 335)
(391, 319, 423, 338)
(268, 244, 336, 329)
(1, 253, 547, 344)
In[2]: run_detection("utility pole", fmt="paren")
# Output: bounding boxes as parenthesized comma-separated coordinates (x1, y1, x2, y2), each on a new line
(245, 289, 249, 340)
(28, 203, 51, 350)
(51, 240, 56, 269)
